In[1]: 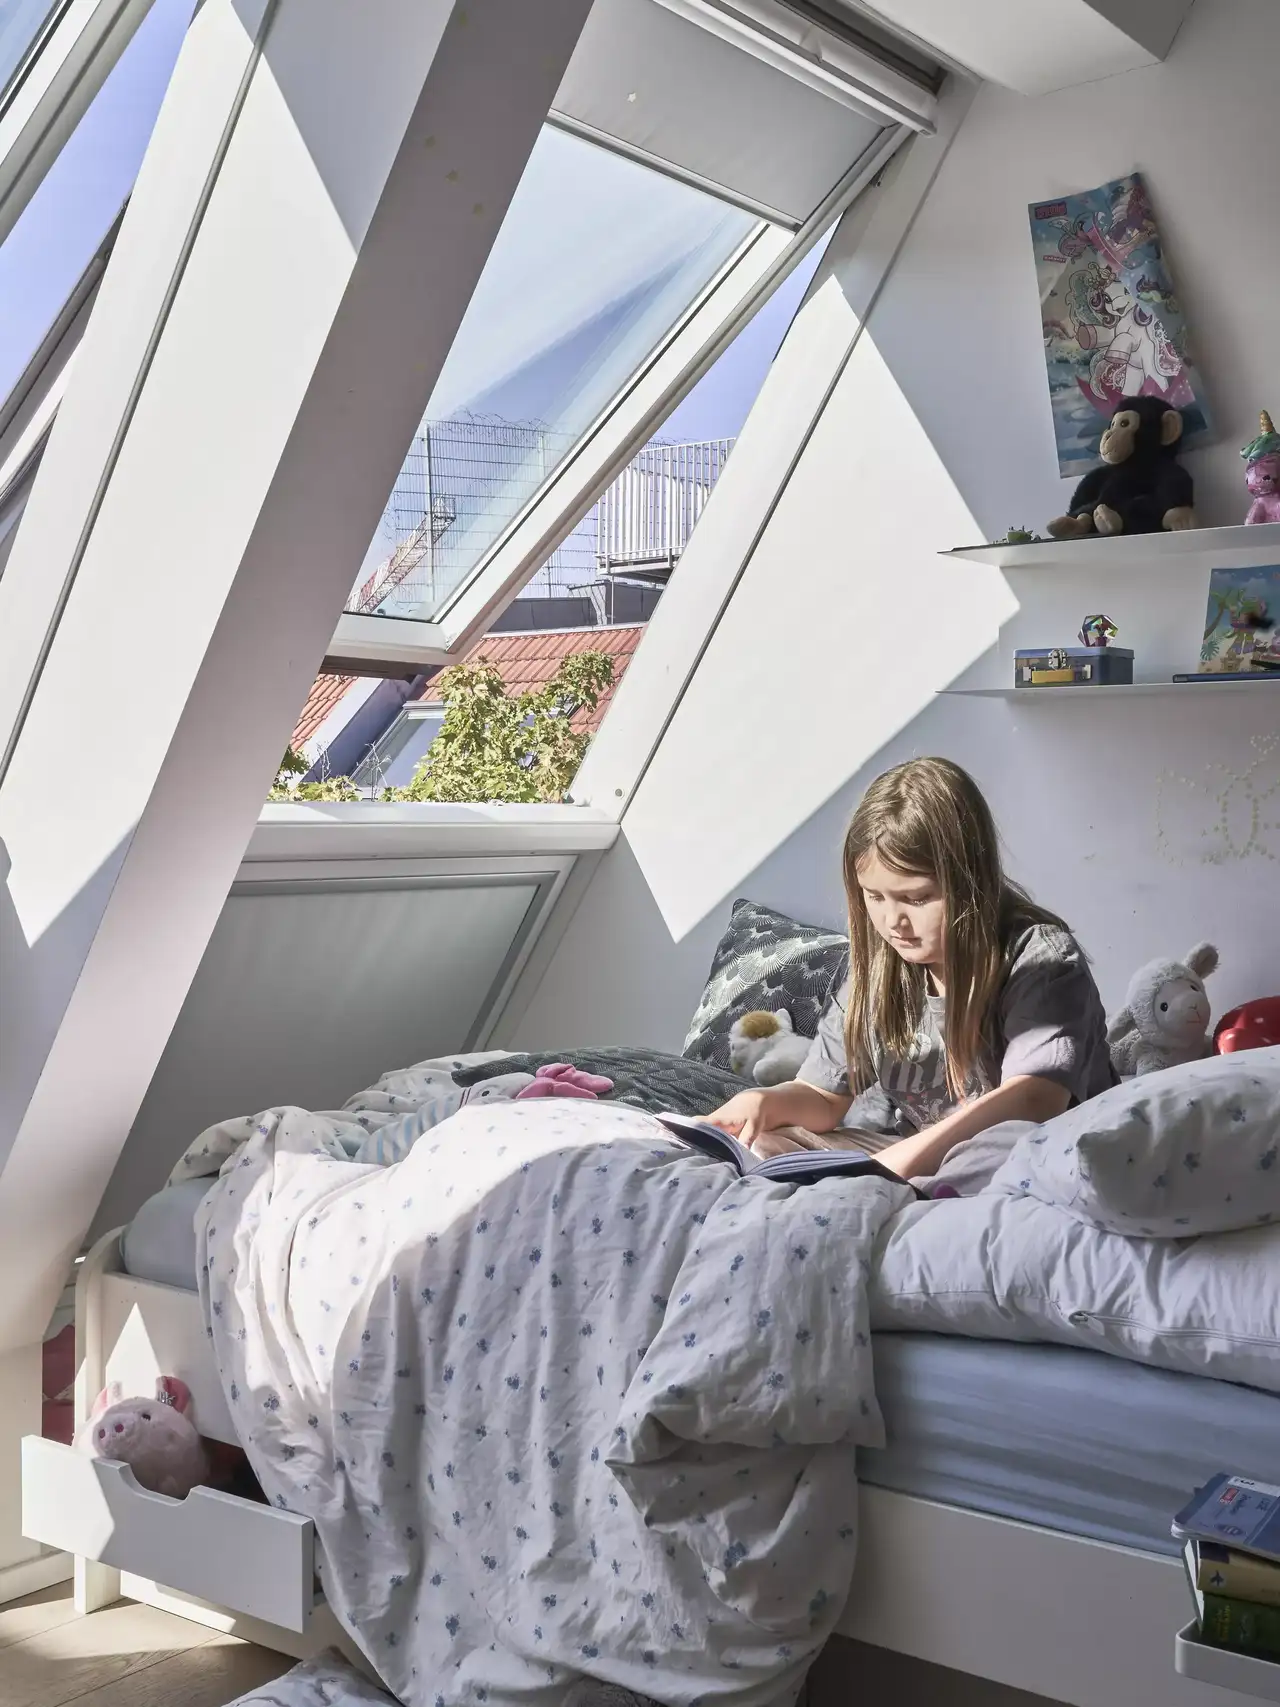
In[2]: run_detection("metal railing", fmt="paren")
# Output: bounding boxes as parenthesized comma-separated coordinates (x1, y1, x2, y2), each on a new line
(595, 438, 734, 578)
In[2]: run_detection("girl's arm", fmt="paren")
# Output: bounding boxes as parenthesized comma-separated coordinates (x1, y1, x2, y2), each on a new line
(872, 1074, 1070, 1180)
(705, 1080, 852, 1144)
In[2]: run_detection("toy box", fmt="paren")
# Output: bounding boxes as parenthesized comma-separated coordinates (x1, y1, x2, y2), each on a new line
(1014, 646, 1134, 688)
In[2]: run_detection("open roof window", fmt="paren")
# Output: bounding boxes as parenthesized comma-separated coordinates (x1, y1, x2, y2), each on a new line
(346, 126, 758, 629)
(0, 0, 192, 579)
(328, 0, 931, 674)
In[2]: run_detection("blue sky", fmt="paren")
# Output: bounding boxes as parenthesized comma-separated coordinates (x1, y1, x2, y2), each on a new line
(0, 0, 194, 403)
(1, 5, 820, 471)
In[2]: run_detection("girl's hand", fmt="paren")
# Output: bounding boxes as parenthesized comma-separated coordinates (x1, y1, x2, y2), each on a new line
(704, 1090, 781, 1145)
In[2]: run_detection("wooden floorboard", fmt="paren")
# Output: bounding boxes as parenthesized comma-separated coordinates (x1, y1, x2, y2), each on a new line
(0, 1587, 290, 1707)
(0, 1584, 83, 1654)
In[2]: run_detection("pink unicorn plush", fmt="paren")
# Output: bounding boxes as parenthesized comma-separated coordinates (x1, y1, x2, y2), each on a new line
(1242, 411, 1280, 524)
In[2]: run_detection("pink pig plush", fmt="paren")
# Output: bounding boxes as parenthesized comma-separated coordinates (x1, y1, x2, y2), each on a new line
(78, 1376, 210, 1499)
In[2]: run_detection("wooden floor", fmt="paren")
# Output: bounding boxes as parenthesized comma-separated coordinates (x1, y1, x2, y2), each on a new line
(0, 1584, 291, 1707)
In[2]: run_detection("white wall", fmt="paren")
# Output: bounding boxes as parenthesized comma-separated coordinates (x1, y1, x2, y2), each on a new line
(512, 0, 1280, 1055)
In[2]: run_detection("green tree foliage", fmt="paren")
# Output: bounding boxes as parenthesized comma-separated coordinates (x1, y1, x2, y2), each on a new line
(269, 650, 614, 805)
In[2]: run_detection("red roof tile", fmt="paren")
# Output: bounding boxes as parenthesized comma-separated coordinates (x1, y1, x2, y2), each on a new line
(291, 673, 358, 749)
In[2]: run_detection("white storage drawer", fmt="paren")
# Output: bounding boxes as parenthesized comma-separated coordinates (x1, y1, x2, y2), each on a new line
(21, 1436, 316, 1633)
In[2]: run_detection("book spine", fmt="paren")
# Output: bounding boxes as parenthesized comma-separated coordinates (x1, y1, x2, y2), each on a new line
(1197, 1560, 1280, 1609)
(1203, 1595, 1280, 1656)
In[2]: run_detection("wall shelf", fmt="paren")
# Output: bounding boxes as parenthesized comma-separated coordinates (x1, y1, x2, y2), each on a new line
(944, 522, 1280, 572)
(941, 680, 1280, 700)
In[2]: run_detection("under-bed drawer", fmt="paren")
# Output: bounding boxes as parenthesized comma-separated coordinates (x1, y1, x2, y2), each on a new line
(21, 1436, 316, 1633)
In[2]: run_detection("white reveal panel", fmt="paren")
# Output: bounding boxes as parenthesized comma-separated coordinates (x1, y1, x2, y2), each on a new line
(553, 0, 899, 223)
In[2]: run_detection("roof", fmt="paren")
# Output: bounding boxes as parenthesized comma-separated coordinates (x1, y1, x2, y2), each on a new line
(291, 672, 358, 749)
(289, 624, 644, 753)
(412, 624, 645, 732)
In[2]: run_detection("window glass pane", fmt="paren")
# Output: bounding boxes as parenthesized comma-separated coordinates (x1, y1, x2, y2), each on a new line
(0, 0, 60, 103)
(350, 709, 445, 791)
(0, 0, 194, 404)
(350, 126, 758, 625)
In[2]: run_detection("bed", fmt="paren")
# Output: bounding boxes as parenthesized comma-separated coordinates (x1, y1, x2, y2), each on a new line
(117, 1179, 1280, 1559)
(21, 901, 1280, 1707)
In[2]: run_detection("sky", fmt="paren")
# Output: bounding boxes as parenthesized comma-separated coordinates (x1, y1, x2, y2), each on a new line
(0, 0, 195, 404)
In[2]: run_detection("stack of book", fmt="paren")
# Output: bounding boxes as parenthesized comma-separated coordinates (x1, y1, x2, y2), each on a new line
(1175, 1475, 1280, 1663)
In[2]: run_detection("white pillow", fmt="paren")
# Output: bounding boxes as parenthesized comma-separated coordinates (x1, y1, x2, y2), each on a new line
(988, 1047, 1280, 1237)
(870, 1192, 1280, 1395)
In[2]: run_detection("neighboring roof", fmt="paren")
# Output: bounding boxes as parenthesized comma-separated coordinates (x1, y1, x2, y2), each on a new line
(292, 672, 357, 749)
(289, 623, 644, 754)
(411, 624, 644, 732)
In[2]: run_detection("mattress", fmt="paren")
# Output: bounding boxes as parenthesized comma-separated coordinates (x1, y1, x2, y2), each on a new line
(121, 1184, 1280, 1556)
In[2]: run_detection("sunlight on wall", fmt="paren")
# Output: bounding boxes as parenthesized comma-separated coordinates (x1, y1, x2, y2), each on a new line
(623, 325, 1018, 943)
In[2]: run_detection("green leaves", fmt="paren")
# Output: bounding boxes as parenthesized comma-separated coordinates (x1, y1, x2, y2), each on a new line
(396, 651, 614, 804)
(268, 651, 615, 805)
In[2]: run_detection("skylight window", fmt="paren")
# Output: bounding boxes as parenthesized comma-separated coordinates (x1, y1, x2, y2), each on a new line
(349, 125, 759, 627)
(0, 0, 194, 403)
(0, 0, 61, 103)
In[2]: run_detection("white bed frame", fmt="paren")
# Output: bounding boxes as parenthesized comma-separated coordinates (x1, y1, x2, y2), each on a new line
(18, 1229, 1250, 1706)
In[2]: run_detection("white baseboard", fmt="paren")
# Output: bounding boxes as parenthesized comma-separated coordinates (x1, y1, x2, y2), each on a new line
(0, 1549, 73, 1606)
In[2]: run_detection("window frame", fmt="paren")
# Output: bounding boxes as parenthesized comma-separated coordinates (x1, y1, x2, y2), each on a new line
(0, 0, 154, 245)
(327, 116, 908, 674)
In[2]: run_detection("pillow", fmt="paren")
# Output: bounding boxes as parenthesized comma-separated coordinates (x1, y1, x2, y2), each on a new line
(989, 1047, 1280, 1237)
(682, 899, 848, 1072)
(870, 1191, 1280, 1396)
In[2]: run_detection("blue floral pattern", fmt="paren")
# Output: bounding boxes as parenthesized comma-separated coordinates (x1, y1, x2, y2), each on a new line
(988, 1048, 1280, 1236)
(174, 1071, 908, 1707)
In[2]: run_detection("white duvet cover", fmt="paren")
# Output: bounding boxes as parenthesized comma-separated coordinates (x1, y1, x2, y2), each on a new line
(172, 1074, 911, 1707)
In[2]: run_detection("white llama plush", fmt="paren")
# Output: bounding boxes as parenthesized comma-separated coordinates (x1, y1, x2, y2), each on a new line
(1107, 941, 1219, 1078)
(728, 1009, 811, 1086)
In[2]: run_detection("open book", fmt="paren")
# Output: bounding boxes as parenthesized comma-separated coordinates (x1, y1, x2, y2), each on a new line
(656, 1113, 924, 1194)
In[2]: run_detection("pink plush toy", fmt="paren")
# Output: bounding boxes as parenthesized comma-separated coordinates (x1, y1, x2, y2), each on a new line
(77, 1376, 210, 1499)
(1242, 411, 1280, 525)
(515, 1062, 614, 1101)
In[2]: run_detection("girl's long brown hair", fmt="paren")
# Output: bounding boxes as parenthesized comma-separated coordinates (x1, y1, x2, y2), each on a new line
(842, 758, 1067, 1100)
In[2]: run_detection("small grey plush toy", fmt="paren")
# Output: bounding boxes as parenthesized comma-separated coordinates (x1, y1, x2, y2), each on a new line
(1106, 942, 1219, 1078)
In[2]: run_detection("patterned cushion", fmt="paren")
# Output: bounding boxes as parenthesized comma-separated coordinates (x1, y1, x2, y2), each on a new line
(452, 1047, 744, 1118)
(682, 898, 849, 1072)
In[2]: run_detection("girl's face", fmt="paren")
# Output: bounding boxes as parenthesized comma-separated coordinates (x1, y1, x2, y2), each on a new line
(856, 848, 947, 970)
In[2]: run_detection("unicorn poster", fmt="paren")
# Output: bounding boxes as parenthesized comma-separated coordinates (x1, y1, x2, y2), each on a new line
(1030, 172, 1210, 477)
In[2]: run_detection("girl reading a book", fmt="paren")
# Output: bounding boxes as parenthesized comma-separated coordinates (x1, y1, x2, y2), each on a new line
(706, 757, 1114, 1180)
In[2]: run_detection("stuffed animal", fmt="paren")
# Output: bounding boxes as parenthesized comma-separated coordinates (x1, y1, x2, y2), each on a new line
(1242, 412, 1280, 525)
(728, 1010, 810, 1086)
(1047, 397, 1196, 540)
(1215, 997, 1280, 1053)
(77, 1376, 210, 1499)
(1107, 942, 1219, 1077)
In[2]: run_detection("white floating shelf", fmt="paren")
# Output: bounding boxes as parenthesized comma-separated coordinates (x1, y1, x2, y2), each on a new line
(941, 680, 1280, 700)
(1176, 1622, 1280, 1701)
(944, 522, 1280, 572)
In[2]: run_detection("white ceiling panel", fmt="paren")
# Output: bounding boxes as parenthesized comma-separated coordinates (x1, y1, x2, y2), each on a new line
(852, 0, 1194, 96)
(553, 0, 892, 225)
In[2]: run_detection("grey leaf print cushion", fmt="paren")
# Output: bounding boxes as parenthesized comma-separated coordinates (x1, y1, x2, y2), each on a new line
(988, 1046, 1280, 1236)
(453, 1047, 745, 1118)
(682, 899, 848, 1072)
